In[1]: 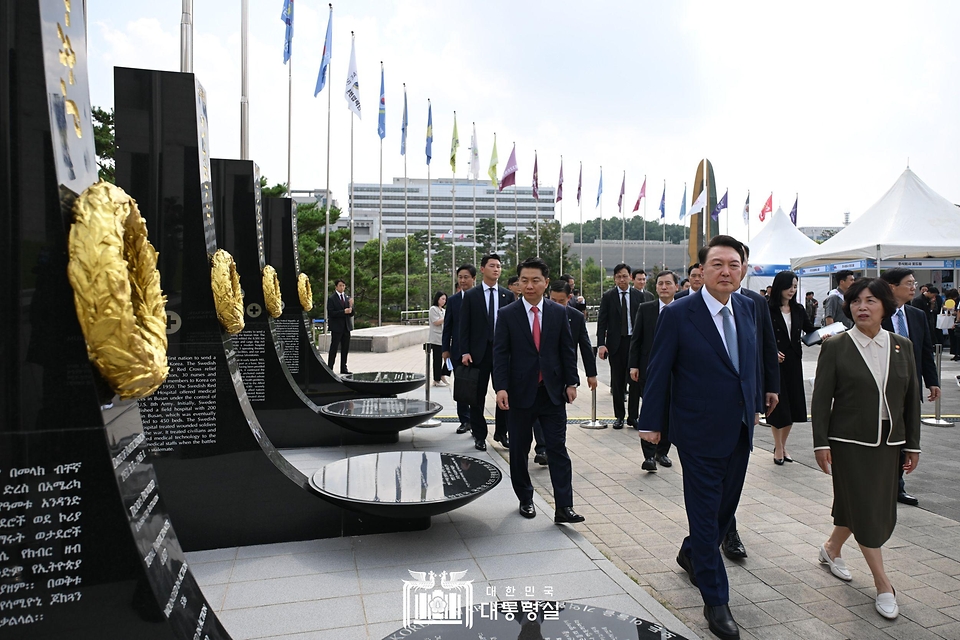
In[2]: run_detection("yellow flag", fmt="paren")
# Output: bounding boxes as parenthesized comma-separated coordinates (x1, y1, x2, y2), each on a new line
(450, 112, 459, 173)
(487, 134, 498, 186)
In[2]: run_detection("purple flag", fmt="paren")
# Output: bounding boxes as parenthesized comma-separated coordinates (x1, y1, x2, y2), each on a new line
(789, 196, 798, 225)
(499, 145, 518, 191)
(711, 189, 728, 221)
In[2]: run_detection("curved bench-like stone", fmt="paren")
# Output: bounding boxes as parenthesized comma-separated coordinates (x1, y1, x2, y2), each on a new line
(319, 398, 442, 434)
(339, 371, 426, 396)
(309, 452, 501, 519)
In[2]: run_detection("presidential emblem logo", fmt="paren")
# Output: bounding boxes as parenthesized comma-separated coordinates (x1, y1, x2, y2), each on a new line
(402, 569, 474, 628)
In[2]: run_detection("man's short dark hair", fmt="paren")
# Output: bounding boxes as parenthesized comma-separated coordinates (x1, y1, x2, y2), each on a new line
(656, 270, 679, 285)
(550, 280, 571, 295)
(805, 291, 814, 296)
(480, 253, 501, 267)
(880, 268, 914, 287)
(517, 256, 549, 278)
(688, 262, 702, 274)
(334, 278, 345, 286)
(560, 273, 574, 284)
(457, 263, 477, 278)
(843, 278, 896, 319)
(631, 268, 646, 278)
(507, 275, 519, 286)
(835, 270, 855, 284)
(742, 243, 750, 258)
(927, 286, 940, 295)
(702, 235, 745, 263)
(613, 263, 631, 276)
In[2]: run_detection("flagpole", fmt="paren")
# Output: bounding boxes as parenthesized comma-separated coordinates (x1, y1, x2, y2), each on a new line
(378, 119, 383, 327)
(661, 180, 666, 269)
(534, 150, 540, 256)
(559, 155, 563, 275)
(286, 55, 292, 195)
(643, 174, 647, 268)
(513, 143, 518, 260)
(599, 166, 603, 301)
(493, 133, 498, 251)
(621, 171, 625, 264)
(349, 112, 355, 298)
(472, 122, 477, 265)
(724, 186, 729, 236)
(579, 162, 583, 278)
(682, 181, 687, 250)
(323, 34, 332, 332)
(451, 112, 456, 290)
(240, 0, 249, 159)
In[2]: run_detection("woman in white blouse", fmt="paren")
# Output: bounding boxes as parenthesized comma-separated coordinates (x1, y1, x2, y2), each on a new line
(811, 278, 920, 620)
(428, 291, 449, 386)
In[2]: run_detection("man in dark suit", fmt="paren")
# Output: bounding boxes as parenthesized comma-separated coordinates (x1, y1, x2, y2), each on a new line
(629, 270, 679, 471)
(442, 264, 476, 434)
(597, 263, 643, 429)
(460, 254, 515, 451)
(327, 278, 353, 374)
(494, 257, 582, 524)
(632, 269, 656, 302)
(638, 235, 776, 640)
(674, 263, 703, 299)
(881, 268, 941, 506)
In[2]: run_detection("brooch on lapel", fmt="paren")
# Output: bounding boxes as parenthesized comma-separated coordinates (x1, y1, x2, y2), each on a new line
(894, 344, 901, 353)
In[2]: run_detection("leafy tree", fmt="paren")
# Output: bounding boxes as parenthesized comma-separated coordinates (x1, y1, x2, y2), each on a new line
(92, 106, 115, 183)
(502, 220, 571, 282)
(564, 215, 689, 245)
(259, 178, 287, 198)
(474, 217, 510, 255)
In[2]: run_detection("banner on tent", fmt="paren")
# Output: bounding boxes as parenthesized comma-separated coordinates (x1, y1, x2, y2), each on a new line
(796, 260, 877, 276)
(878, 259, 955, 269)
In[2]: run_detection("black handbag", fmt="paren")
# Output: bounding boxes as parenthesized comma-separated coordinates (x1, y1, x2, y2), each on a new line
(453, 365, 481, 403)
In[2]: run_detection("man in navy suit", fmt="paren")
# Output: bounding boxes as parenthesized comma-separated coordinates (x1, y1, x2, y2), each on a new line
(638, 235, 775, 640)
(673, 263, 703, 299)
(460, 254, 515, 451)
(442, 264, 476, 434)
(597, 263, 644, 429)
(326, 279, 353, 374)
(494, 257, 582, 523)
(881, 268, 940, 506)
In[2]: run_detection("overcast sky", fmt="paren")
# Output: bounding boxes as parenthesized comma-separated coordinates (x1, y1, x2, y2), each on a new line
(86, 1, 960, 239)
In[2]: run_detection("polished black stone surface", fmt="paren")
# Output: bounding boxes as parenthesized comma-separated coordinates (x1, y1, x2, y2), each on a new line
(310, 453, 500, 518)
(381, 601, 689, 639)
(114, 67, 423, 550)
(340, 371, 427, 395)
(320, 399, 442, 434)
(1, 2, 228, 637)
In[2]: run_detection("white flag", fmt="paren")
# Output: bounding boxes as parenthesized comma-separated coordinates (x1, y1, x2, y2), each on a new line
(344, 36, 361, 118)
(689, 188, 706, 216)
(468, 123, 480, 180)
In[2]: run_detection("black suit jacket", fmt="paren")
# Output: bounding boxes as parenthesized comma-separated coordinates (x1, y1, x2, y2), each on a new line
(674, 287, 693, 300)
(882, 304, 939, 390)
(628, 299, 661, 384)
(565, 304, 598, 378)
(636, 289, 655, 303)
(596, 286, 643, 354)
(460, 283, 515, 365)
(493, 299, 579, 408)
(326, 292, 353, 333)
(770, 301, 817, 359)
(441, 290, 466, 361)
(739, 288, 780, 395)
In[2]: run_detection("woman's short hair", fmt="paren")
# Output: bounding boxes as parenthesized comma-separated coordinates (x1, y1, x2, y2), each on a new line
(843, 278, 897, 319)
(432, 291, 447, 307)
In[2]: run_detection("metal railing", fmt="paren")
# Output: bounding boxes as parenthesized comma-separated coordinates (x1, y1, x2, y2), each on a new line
(400, 310, 429, 325)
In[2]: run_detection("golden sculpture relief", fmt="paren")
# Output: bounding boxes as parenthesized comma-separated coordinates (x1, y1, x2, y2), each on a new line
(210, 249, 245, 334)
(262, 265, 283, 318)
(66, 181, 169, 399)
(298, 273, 313, 312)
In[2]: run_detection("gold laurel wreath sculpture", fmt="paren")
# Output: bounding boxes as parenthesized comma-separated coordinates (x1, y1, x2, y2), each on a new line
(297, 273, 313, 311)
(66, 180, 169, 400)
(210, 249, 245, 334)
(262, 265, 283, 318)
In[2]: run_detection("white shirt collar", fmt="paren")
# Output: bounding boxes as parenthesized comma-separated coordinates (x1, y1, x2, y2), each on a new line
(484, 282, 497, 292)
(522, 297, 543, 314)
(701, 287, 733, 318)
(849, 325, 888, 348)
(658, 299, 670, 311)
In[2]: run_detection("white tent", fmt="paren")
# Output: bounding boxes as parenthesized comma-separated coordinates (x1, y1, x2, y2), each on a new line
(791, 168, 960, 270)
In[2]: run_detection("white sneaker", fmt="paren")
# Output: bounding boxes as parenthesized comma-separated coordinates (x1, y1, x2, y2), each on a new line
(819, 544, 852, 581)
(875, 589, 898, 619)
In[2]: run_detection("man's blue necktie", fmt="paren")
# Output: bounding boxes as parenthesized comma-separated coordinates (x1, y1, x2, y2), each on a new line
(720, 306, 739, 373)
(895, 308, 908, 338)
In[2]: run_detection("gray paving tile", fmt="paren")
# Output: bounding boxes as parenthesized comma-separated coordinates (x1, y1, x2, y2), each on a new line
(222, 570, 361, 609)
(230, 548, 357, 582)
(198, 582, 228, 612)
(190, 559, 235, 586)
(266, 627, 369, 640)
(488, 568, 622, 601)
(217, 595, 366, 639)
(353, 536, 473, 569)
(782, 617, 849, 640)
(475, 548, 595, 581)
(235, 537, 355, 559)
(357, 559, 483, 595)
(186, 547, 239, 564)
(462, 529, 577, 557)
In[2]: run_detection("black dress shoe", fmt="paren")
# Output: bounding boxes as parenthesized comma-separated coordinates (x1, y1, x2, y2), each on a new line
(641, 458, 657, 472)
(655, 454, 672, 467)
(704, 604, 740, 640)
(626, 418, 637, 428)
(676, 550, 698, 587)
(474, 438, 486, 451)
(612, 419, 624, 430)
(722, 529, 748, 560)
(898, 492, 919, 506)
(494, 433, 510, 448)
(456, 423, 471, 434)
(534, 453, 548, 466)
(519, 501, 536, 519)
(554, 507, 585, 524)
(340, 369, 352, 375)
(783, 454, 794, 463)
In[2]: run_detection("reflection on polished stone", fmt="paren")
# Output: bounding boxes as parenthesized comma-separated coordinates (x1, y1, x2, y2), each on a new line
(319, 398, 442, 433)
(340, 371, 426, 395)
(310, 452, 501, 519)
(381, 600, 689, 639)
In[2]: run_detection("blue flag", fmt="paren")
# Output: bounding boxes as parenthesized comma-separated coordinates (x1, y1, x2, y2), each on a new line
(281, 0, 294, 64)
(377, 66, 385, 140)
(659, 185, 666, 219)
(678, 184, 687, 220)
(400, 86, 408, 155)
(314, 6, 333, 96)
(711, 189, 728, 221)
(789, 196, 798, 225)
(596, 169, 603, 208)
(425, 101, 433, 165)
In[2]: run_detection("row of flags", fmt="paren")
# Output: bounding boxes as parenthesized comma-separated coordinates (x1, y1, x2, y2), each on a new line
(283, 3, 800, 227)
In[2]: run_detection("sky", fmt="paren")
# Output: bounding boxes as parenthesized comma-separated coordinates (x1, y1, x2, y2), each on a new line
(85, 1, 960, 241)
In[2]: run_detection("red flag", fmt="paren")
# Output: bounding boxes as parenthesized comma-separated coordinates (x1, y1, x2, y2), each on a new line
(499, 145, 518, 191)
(760, 193, 773, 222)
(532, 153, 539, 200)
(632, 176, 646, 212)
(556, 161, 563, 203)
(618, 173, 626, 212)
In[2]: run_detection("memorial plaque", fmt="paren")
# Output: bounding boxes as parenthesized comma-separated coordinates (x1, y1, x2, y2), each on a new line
(340, 371, 427, 396)
(114, 67, 424, 548)
(320, 399, 443, 434)
(381, 601, 689, 639)
(212, 159, 392, 448)
(1, 1, 228, 637)
(310, 453, 500, 519)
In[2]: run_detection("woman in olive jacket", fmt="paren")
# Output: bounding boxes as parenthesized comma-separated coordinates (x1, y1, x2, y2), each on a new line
(811, 278, 920, 621)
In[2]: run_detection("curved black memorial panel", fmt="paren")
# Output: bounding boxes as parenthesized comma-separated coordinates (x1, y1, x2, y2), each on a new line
(320, 399, 442, 434)
(340, 371, 427, 396)
(381, 601, 690, 639)
(310, 453, 500, 519)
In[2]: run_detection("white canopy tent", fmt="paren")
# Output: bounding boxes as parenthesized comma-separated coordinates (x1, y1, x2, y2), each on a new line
(791, 168, 960, 271)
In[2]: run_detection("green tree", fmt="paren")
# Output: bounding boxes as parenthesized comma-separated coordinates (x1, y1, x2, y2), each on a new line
(502, 221, 570, 282)
(259, 178, 287, 198)
(92, 106, 115, 183)
(474, 217, 509, 255)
